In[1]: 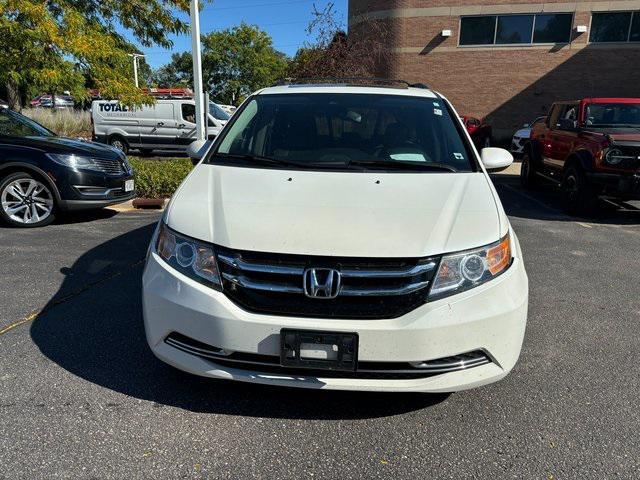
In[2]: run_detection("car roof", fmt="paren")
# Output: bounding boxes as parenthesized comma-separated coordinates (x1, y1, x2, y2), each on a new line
(255, 84, 439, 99)
(582, 97, 640, 104)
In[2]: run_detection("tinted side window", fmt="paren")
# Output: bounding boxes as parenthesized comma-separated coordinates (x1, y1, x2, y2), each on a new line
(630, 12, 640, 41)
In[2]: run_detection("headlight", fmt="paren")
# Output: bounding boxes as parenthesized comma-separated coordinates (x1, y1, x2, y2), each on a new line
(429, 233, 511, 299)
(46, 153, 104, 172)
(604, 148, 633, 166)
(155, 222, 222, 290)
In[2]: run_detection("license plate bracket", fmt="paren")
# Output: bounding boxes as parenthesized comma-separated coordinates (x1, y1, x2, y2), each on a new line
(124, 179, 134, 192)
(280, 329, 358, 372)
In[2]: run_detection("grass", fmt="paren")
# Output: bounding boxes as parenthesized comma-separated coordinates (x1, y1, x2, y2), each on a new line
(23, 108, 92, 139)
(129, 157, 193, 198)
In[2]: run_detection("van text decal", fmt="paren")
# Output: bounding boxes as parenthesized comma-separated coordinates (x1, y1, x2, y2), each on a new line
(98, 103, 130, 112)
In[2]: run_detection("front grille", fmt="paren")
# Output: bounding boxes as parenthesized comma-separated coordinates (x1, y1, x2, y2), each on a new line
(165, 332, 491, 380)
(90, 157, 127, 176)
(216, 246, 439, 319)
(610, 143, 640, 170)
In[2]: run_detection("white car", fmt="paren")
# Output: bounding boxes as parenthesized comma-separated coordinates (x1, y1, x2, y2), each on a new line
(511, 116, 546, 156)
(142, 82, 528, 393)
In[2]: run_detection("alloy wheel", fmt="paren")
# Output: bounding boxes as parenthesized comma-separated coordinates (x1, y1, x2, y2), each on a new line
(1, 178, 54, 224)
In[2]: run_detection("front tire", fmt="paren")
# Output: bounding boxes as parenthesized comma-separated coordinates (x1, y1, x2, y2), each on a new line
(0, 172, 56, 227)
(519, 151, 538, 188)
(562, 165, 598, 215)
(109, 136, 129, 154)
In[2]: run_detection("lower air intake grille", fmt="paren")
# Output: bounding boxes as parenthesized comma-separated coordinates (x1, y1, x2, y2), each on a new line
(165, 332, 491, 380)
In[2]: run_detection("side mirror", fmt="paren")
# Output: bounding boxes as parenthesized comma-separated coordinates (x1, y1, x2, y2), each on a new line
(558, 118, 578, 131)
(481, 147, 513, 172)
(186, 139, 211, 166)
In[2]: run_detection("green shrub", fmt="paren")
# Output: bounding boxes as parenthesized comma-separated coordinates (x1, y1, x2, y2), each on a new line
(129, 157, 193, 198)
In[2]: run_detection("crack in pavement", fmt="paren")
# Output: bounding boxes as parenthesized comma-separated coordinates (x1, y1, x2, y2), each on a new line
(0, 258, 145, 337)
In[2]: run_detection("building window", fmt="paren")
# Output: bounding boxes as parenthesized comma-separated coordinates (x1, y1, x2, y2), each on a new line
(590, 11, 640, 43)
(496, 15, 534, 44)
(459, 16, 497, 45)
(460, 13, 573, 46)
(534, 13, 574, 43)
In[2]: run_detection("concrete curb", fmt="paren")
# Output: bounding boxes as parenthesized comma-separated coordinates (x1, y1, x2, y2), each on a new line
(106, 198, 168, 213)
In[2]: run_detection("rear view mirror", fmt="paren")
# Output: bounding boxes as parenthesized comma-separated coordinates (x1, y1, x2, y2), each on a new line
(481, 147, 513, 172)
(187, 139, 211, 166)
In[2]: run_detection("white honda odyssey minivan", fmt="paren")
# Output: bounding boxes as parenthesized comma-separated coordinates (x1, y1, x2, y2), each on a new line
(142, 81, 528, 393)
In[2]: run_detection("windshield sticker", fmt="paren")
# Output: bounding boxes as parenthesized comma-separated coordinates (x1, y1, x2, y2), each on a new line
(434, 108, 443, 116)
(433, 102, 440, 107)
(453, 152, 465, 160)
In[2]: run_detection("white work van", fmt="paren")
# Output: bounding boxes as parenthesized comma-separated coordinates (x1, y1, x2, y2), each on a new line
(91, 99, 230, 154)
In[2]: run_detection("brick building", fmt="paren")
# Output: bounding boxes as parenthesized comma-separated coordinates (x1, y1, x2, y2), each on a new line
(349, 0, 640, 140)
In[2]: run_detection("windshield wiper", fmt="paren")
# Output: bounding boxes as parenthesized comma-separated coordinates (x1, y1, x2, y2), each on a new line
(348, 159, 458, 172)
(213, 153, 308, 169)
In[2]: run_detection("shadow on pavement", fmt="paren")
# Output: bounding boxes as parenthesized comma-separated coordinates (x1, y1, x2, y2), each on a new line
(0, 207, 119, 229)
(56, 208, 119, 224)
(30, 223, 449, 419)
(491, 174, 640, 225)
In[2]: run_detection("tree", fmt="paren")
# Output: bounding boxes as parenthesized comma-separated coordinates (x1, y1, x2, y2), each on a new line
(151, 52, 194, 88)
(0, 0, 191, 109)
(287, 3, 390, 80)
(202, 23, 287, 105)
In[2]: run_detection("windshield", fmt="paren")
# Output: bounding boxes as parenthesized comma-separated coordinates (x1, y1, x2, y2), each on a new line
(0, 109, 54, 137)
(209, 102, 231, 121)
(585, 103, 640, 127)
(210, 93, 474, 172)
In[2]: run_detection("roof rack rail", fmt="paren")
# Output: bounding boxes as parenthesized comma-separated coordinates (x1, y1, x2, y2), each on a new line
(272, 77, 429, 89)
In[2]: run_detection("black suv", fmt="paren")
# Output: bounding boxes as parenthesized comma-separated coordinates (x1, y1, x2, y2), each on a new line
(0, 107, 135, 227)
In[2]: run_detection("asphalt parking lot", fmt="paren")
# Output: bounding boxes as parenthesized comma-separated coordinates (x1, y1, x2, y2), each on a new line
(1, 174, 639, 479)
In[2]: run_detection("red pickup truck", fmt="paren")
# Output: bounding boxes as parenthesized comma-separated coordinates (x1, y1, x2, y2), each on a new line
(521, 98, 640, 214)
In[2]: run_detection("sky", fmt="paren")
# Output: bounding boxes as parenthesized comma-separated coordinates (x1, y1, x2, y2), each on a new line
(127, 0, 348, 69)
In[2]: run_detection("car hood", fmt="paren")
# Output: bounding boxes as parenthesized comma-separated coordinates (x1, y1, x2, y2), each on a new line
(606, 132, 640, 143)
(15, 136, 122, 158)
(166, 166, 503, 258)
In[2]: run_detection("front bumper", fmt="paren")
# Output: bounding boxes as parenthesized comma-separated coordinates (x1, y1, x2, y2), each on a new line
(50, 165, 135, 211)
(142, 248, 528, 393)
(510, 137, 525, 155)
(586, 171, 640, 200)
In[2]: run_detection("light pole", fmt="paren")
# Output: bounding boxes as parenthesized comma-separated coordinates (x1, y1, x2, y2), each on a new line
(128, 53, 145, 88)
(190, 0, 206, 141)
